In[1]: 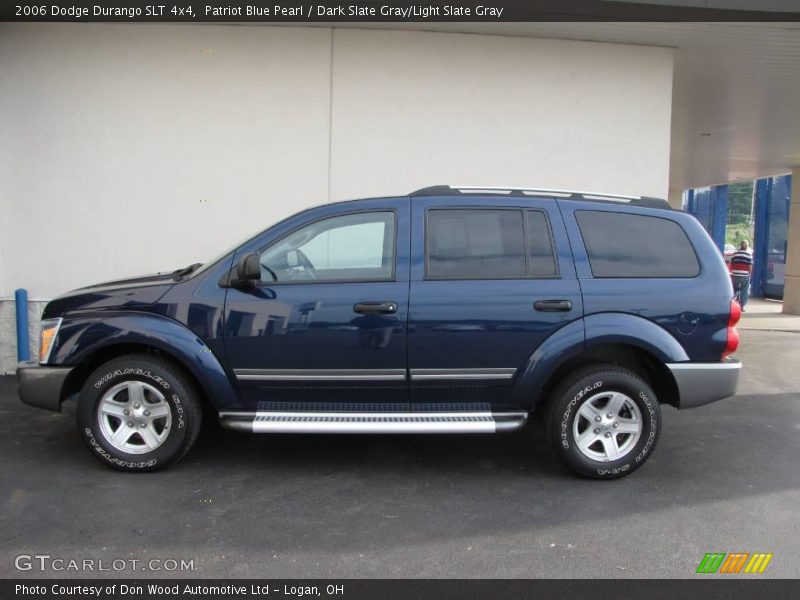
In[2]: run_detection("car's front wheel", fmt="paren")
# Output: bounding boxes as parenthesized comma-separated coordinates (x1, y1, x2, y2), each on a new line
(77, 354, 202, 471)
(546, 365, 661, 479)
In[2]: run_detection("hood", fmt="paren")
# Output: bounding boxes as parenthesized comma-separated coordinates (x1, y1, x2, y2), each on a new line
(43, 272, 176, 318)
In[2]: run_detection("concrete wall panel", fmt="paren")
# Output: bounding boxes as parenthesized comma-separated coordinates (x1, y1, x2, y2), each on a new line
(329, 29, 673, 202)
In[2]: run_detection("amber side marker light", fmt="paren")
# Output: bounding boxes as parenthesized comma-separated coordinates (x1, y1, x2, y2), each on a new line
(38, 318, 62, 364)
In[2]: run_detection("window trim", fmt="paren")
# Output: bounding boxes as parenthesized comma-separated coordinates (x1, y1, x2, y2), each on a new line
(254, 208, 399, 286)
(574, 209, 702, 279)
(423, 206, 560, 281)
(525, 208, 560, 279)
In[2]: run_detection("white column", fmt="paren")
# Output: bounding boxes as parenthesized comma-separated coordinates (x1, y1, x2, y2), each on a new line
(667, 188, 684, 210)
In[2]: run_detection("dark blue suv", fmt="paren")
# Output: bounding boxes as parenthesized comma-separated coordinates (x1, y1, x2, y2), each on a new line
(17, 185, 742, 478)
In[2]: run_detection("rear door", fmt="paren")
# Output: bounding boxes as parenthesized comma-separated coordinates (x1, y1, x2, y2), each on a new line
(408, 195, 582, 410)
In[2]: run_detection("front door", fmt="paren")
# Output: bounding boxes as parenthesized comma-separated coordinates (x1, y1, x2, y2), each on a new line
(224, 198, 410, 409)
(408, 195, 583, 410)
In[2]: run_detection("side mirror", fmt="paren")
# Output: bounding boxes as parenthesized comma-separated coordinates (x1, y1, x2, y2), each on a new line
(235, 253, 261, 284)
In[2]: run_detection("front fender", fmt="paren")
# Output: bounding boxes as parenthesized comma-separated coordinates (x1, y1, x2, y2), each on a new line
(51, 312, 237, 410)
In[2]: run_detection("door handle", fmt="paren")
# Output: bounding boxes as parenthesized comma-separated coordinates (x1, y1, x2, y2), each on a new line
(354, 301, 398, 315)
(534, 300, 572, 312)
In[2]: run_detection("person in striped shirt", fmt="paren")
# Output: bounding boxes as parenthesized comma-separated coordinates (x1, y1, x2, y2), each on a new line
(729, 240, 753, 310)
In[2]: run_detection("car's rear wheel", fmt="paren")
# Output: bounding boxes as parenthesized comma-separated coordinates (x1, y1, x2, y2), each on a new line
(77, 354, 202, 471)
(546, 365, 661, 479)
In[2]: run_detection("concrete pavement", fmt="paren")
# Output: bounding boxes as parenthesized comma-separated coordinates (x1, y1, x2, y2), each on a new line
(739, 298, 800, 332)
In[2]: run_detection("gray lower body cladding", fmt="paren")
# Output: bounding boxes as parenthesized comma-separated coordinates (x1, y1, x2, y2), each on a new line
(16, 361, 73, 412)
(666, 360, 742, 409)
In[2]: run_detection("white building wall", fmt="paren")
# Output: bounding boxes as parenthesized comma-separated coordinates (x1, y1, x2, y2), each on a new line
(329, 29, 673, 201)
(0, 23, 674, 372)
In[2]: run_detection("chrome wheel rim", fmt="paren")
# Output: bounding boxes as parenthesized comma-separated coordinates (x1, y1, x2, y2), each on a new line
(572, 391, 642, 462)
(97, 381, 172, 454)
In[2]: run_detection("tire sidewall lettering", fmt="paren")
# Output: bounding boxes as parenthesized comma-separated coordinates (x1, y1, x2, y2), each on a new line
(633, 390, 657, 464)
(83, 427, 157, 469)
(94, 368, 170, 391)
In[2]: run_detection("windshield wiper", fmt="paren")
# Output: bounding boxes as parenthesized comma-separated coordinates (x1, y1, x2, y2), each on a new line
(172, 262, 203, 281)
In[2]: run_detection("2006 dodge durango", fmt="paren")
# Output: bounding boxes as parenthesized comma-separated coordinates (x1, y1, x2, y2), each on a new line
(17, 185, 742, 478)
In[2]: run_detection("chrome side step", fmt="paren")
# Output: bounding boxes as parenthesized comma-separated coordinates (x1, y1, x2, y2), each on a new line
(219, 410, 527, 434)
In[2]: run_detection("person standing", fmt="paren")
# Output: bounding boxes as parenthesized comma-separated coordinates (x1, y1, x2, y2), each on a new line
(729, 240, 753, 310)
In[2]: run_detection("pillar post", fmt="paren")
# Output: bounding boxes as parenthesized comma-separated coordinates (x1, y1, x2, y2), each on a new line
(783, 168, 800, 314)
(710, 185, 728, 252)
(667, 188, 684, 210)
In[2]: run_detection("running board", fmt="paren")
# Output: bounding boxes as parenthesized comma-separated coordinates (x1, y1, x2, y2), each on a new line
(219, 410, 528, 434)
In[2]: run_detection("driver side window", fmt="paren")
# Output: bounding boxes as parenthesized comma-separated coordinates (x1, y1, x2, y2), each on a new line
(259, 211, 396, 283)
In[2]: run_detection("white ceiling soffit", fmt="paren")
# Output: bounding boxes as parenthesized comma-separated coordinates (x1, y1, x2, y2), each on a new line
(321, 22, 800, 192)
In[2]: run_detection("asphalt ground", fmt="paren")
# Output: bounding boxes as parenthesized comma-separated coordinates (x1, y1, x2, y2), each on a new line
(1, 329, 798, 579)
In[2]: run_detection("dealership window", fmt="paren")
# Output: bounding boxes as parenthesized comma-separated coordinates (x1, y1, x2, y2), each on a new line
(575, 210, 700, 278)
(259, 211, 395, 282)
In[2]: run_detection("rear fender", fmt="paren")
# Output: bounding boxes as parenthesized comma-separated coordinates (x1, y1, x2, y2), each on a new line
(512, 313, 688, 411)
(512, 319, 586, 409)
(583, 312, 689, 363)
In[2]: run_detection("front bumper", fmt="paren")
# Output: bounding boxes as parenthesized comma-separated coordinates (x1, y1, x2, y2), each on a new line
(666, 359, 742, 409)
(16, 361, 74, 412)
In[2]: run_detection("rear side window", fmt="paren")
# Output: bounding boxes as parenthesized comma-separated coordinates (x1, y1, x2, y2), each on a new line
(426, 209, 558, 279)
(575, 210, 700, 278)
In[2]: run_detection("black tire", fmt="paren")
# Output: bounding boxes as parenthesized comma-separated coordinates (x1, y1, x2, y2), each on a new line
(77, 354, 202, 472)
(545, 365, 661, 479)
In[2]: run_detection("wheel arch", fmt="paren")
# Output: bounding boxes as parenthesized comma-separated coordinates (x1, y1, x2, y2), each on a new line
(515, 313, 685, 414)
(54, 312, 237, 411)
(533, 342, 681, 419)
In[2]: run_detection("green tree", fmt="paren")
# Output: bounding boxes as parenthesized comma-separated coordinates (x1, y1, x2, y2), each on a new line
(726, 181, 754, 247)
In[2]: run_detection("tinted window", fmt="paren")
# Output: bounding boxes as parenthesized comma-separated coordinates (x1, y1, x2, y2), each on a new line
(576, 210, 699, 278)
(526, 210, 558, 277)
(260, 211, 395, 282)
(427, 209, 526, 279)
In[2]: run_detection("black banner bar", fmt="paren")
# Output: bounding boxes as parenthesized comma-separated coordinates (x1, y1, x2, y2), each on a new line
(3, 0, 800, 23)
(4, 579, 800, 600)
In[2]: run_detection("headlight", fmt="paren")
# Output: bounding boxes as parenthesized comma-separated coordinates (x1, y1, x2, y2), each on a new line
(39, 318, 62, 364)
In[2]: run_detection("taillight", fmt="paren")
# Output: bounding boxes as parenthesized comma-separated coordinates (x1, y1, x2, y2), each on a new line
(723, 299, 741, 359)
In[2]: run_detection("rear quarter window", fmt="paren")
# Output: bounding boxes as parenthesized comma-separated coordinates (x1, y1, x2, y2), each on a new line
(575, 210, 700, 278)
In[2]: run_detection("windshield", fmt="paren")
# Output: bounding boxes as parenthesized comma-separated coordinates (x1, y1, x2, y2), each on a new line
(184, 220, 290, 281)
(181, 207, 331, 281)
(184, 238, 246, 280)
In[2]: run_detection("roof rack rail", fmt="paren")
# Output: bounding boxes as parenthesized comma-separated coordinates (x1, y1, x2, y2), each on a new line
(409, 185, 672, 210)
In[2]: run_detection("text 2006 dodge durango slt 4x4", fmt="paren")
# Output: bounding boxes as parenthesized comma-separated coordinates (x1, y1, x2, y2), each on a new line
(17, 185, 742, 478)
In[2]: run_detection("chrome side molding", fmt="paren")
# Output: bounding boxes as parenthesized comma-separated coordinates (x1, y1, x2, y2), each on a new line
(410, 368, 516, 381)
(234, 368, 518, 382)
(234, 369, 407, 382)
